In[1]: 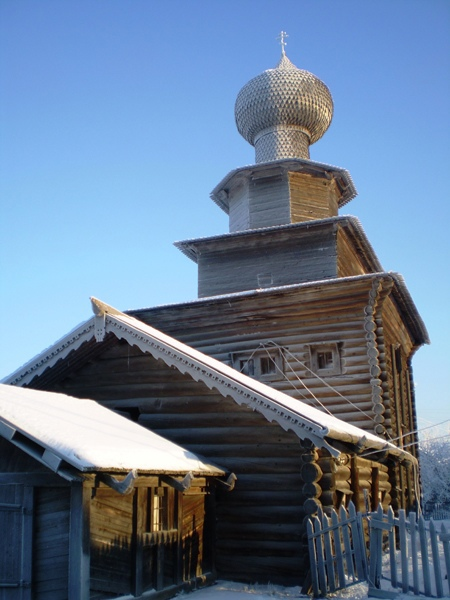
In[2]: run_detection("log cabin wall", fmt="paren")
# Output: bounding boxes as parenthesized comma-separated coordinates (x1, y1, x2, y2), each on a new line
(315, 451, 392, 516)
(131, 279, 381, 434)
(378, 294, 419, 512)
(45, 348, 312, 585)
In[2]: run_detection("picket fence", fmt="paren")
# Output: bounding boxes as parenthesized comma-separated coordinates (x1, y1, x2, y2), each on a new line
(306, 502, 367, 597)
(306, 502, 450, 598)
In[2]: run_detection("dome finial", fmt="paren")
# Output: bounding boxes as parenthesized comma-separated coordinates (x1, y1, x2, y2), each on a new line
(277, 31, 288, 57)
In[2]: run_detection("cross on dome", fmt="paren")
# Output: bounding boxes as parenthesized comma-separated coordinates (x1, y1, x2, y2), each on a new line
(278, 31, 288, 56)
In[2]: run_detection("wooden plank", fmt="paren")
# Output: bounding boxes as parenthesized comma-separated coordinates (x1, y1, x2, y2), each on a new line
(418, 514, 432, 597)
(339, 505, 355, 581)
(330, 510, 346, 589)
(409, 511, 419, 594)
(320, 509, 336, 592)
(69, 484, 90, 600)
(440, 523, 450, 596)
(314, 516, 328, 597)
(430, 519, 444, 597)
(387, 506, 397, 588)
(306, 517, 320, 598)
(398, 510, 409, 593)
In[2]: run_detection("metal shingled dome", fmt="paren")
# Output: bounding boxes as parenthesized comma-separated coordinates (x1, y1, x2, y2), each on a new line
(235, 53, 333, 160)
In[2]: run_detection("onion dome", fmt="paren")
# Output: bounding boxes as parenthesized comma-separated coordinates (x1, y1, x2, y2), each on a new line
(235, 51, 333, 163)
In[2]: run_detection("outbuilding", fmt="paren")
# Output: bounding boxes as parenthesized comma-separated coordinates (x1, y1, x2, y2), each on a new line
(0, 384, 228, 600)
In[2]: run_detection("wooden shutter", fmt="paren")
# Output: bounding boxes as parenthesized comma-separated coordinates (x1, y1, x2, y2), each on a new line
(0, 485, 33, 600)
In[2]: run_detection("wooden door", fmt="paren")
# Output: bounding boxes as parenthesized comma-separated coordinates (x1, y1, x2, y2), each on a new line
(0, 485, 33, 600)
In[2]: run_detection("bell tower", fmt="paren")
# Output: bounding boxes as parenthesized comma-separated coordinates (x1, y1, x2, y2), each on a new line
(175, 43, 369, 298)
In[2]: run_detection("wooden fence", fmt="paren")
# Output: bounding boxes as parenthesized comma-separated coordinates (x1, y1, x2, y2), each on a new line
(306, 501, 367, 597)
(369, 505, 450, 598)
(306, 502, 450, 598)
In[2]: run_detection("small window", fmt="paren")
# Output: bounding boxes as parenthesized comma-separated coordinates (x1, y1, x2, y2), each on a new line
(260, 356, 277, 375)
(231, 347, 284, 382)
(309, 343, 342, 376)
(317, 351, 334, 370)
(148, 487, 170, 532)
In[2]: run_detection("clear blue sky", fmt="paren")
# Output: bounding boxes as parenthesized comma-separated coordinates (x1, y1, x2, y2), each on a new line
(1, 1, 449, 435)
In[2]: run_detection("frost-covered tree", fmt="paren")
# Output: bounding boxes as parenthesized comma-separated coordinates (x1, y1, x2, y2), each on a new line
(419, 436, 450, 506)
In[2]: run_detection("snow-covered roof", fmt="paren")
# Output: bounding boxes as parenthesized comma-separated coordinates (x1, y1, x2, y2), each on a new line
(0, 384, 225, 477)
(3, 298, 417, 464)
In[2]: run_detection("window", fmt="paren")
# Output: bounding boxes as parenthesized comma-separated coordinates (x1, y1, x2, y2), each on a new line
(309, 343, 342, 376)
(231, 347, 284, 381)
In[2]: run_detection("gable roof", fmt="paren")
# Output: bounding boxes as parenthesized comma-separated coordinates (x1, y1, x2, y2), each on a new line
(3, 297, 417, 465)
(0, 384, 225, 478)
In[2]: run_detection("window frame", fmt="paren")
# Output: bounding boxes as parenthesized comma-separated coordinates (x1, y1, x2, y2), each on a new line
(231, 347, 284, 382)
(308, 342, 342, 376)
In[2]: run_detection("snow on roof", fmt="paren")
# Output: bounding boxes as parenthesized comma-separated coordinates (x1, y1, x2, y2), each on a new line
(0, 384, 225, 476)
(3, 298, 418, 465)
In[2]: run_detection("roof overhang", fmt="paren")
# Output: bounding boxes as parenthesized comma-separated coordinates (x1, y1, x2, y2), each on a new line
(175, 215, 383, 274)
(3, 298, 419, 465)
(210, 158, 357, 212)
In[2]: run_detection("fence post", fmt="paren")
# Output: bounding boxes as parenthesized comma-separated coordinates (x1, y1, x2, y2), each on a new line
(418, 514, 432, 597)
(398, 510, 409, 593)
(331, 509, 346, 589)
(314, 514, 328, 597)
(368, 508, 383, 590)
(440, 523, 450, 596)
(306, 516, 320, 598)
(409, 511, 419, 595)
(387, 506, 397, 588)
(349, 501, 367, 580)
(339, 504, 355, 581)
(429, 519, 444, 597)
(320, 509, 336, 592)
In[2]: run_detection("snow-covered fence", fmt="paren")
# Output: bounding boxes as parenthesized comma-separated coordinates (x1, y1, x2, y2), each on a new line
(368, 505, 450, 598)
(306, 501, 368, 597)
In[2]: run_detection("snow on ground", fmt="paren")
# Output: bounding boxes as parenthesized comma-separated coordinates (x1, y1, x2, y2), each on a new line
(185, 581, 431, 600)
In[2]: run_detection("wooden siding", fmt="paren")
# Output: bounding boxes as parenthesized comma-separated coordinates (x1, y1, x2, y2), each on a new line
(289, 172, 338, 222)
(90, 488, 133, 596)
(33, 487, 71, 600)
(337, 228, 370, 277)
(0, 485, 33, 600)
(248, 174, 290, 229)
(228, 181, 249, 232)
(197, 229, 338, 297)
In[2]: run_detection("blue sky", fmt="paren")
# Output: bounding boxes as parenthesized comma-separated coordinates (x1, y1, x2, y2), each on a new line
(1, 1, 449, 435)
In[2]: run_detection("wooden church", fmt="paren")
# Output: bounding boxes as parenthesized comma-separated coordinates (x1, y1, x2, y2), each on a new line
(2, 43, 428, 598)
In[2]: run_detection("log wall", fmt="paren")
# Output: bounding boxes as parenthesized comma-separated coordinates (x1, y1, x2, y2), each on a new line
(51, 348, 310, 585)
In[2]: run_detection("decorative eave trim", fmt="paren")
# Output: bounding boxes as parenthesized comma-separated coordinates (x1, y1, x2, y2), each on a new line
(3, 296, 419, 466)
(92, 301, 337, 457)
(4, 320, 96, 387)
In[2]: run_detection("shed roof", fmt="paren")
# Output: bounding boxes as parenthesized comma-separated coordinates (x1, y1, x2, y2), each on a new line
(0, 384, 225, 477)
(4, 298, 418, 465)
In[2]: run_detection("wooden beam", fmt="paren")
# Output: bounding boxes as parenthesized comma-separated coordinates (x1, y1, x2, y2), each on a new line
(69, 483, 90, 600)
